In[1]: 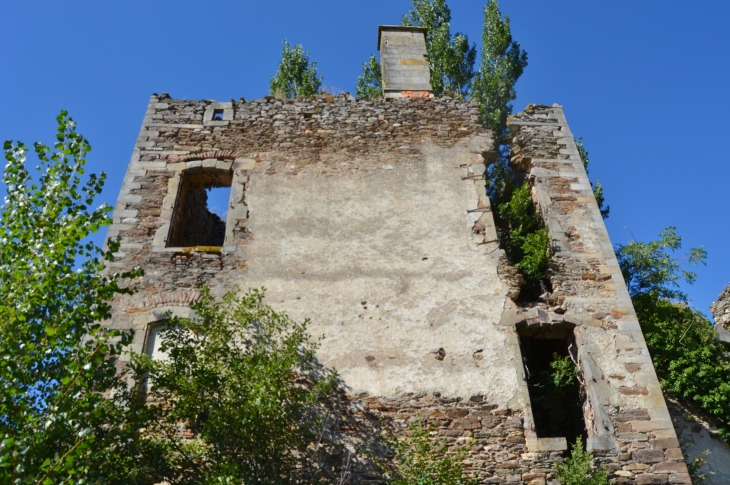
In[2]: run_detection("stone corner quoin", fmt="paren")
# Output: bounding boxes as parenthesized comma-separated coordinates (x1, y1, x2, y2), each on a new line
(103, 93, 688, 485)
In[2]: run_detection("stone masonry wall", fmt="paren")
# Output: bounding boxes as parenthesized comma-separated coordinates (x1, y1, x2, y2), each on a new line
(105, 94, 691, 485)
(505, 105, 690, 484)
(710, 284, 730, 328)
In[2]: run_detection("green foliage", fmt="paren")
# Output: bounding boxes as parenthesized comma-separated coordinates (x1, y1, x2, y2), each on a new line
(384, 420, 476, 485)
(470, 0, 528, 143)
(615, 226, 706, 302)
(356, 54, 383, 99)
(632, 293, 730, 440)
(496, 185, 550, 291)
(402, 0, 476, 98)
(574, 136, 610, 219)
(0, 112, 141, 484)
(516, 228, 550, 283)
(617, 228, 730, 441)
(270, 39, 323, 98)
(133, 287, 339, 485)
(686, 449, 711, 484)
(549, 353, 578, 390)
(555, 437, 609, 485)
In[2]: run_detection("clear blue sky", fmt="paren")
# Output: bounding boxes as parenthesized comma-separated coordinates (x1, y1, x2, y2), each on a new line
(1, 1, 728, 317)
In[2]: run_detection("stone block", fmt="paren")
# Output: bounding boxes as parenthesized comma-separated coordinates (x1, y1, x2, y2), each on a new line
(564, 312, 603, 327)
(617, 320, 643, 331)
(635, 474, 669, 485)
(587, 436, 617, 451)
(663, 448, 683, 461)
(233, 158, 256, 170)
(632, 449, 665, 463)
(651, 462, 688, 473)
(526, 437, 567, 452)
(650, 438, 679, 450)
(216, 160, 233, 170)
(167, 162, 187, 171)
(630, 420, 674, 432)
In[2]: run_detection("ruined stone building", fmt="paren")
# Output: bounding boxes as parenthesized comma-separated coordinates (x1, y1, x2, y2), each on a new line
(104, 26, 692, 485)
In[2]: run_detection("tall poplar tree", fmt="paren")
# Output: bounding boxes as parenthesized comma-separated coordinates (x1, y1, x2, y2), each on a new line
(270, 40, 323, 98)
(402, 0, 477, 98)
(471, 0, 528, 143)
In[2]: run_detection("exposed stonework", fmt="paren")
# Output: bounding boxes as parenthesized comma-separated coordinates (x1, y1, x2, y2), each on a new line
(504, 105, 690, 484)
(710, 284, 730, 344)
(105, 96, 689, 484)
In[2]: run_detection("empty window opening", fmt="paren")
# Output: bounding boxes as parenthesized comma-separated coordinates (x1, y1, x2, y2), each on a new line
(519, 323, 587, 446)
(142, 322, 168, 393)
(167, 169, 232, 247)
(145, 322, 169, 361)
(212, 109, 224, 121)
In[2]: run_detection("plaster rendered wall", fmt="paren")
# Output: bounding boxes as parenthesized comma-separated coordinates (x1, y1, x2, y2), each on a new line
(241, 140, 515, 400)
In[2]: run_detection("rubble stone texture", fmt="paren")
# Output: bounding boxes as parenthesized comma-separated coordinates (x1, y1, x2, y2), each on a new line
(105, 96, 689, 484)
(711, 284, 730, 328)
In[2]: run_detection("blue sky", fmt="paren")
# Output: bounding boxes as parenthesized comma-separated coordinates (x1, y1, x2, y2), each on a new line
(1, 1, 728, 317)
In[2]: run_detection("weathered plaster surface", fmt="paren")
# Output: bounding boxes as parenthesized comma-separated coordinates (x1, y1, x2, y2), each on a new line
(241, 139, 515, 400)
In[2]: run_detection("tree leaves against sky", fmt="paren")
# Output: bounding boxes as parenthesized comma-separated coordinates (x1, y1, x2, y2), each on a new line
(356, 54, 383, 99)
(575, 136, 610, 219)
(0, 112, 141, 484)
(270, 40, 323, 98)
(470, 0, 527, 143)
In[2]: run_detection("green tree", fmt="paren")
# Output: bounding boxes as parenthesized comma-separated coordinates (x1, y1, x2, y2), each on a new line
(616, 226, 706, 302)
(134, 288, 339, 485)
(470, 0, 528, 142)
(616, 228, 730, 440)
(270, 39, 323, 98)
(384, 420, 476, 485)
(0, 112, 141, 484)
(555, 437, 609, 485)
(402, 0, 476, 98)
(356, 54, 383, 99)
(574, 136, 610, 219)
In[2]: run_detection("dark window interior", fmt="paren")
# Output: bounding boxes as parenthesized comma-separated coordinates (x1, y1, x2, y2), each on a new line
(519, 323, 587, 445)
(167, 169, 232, 247)
(212, 109, 224, 121)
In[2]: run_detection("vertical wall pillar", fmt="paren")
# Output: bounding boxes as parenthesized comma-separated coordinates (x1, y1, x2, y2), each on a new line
(508, 104, 691, 484)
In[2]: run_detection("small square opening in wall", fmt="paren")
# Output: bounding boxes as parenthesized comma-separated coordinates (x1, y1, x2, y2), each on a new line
(518, 322, 587, 446)
(212, 109, 224, 121)
(167, 169, 233, 247)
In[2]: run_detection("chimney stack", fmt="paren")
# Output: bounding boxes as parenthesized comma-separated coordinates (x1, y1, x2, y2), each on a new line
(378, 26, 432, 99)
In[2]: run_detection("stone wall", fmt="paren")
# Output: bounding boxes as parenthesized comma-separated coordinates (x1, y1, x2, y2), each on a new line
(711, 284, 730, 345)
(105, 95, 690, 484)
(505, 105, 690, 484)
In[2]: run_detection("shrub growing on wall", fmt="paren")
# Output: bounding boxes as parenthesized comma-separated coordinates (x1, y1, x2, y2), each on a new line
(133, 288, 339, 484)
